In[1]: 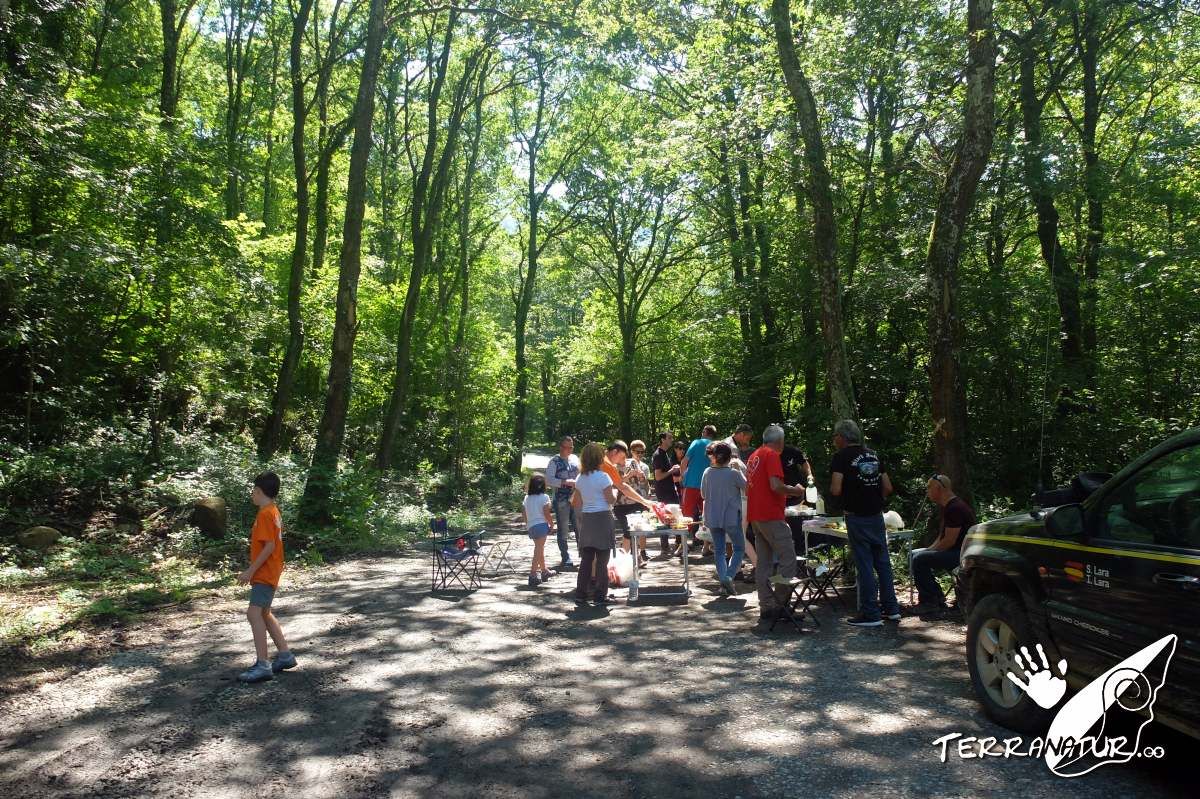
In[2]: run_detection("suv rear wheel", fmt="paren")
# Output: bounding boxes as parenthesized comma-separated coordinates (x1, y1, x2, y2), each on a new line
(966, 592, 1056, 733)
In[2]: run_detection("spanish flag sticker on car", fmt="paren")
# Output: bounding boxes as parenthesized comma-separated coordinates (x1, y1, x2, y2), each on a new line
(1065, 561, 1084, 582)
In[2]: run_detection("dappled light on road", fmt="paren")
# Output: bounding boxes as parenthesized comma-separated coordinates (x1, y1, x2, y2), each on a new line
(1, 529, 1193, 798)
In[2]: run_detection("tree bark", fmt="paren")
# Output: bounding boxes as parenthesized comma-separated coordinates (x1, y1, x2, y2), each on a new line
(771, 0, 857, 423)
(301, 0, 387, 521)
(258, 0, 313, 461)
(924, 0, 996, 499)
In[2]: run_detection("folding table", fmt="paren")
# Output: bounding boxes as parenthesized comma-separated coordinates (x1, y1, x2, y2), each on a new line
(799, 518, 917, 601)
(625, 526, 690, 602)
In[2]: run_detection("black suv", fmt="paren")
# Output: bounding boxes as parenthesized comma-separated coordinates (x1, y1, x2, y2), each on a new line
(957, 428, 1200, 738)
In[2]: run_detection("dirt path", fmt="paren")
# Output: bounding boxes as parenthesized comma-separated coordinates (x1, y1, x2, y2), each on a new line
(1, 521, 1193, 798)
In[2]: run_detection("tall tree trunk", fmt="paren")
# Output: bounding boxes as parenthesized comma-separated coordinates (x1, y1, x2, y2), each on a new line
(618, 324, 635, 442)
(222, 0, 260, 220)
(716, 143, 754, 360)
(1078, 0, 1102, 381)
(261, 5, 280, 233)
(448, 86, 487, 480)
(771, 0, 857, 423)
(510, 50, 548, 472)
(300, 0, 387, 521)
(750, 140, 784, 425)
(787, 116, 819, 416)
(150, 0, 196, 462)
(376, 18, 482, 469)
(925, 0, 996, 500)
(1018, 29, 1086, 380)
(312, 118, 350, 277)
(258, 0, 312, 461)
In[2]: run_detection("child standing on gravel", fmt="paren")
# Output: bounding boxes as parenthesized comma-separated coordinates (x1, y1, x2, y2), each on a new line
(522, 474, 555, 587)
(235, 471, 296, 683)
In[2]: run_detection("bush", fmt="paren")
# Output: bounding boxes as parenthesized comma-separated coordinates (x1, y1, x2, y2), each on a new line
(0, 423, 522, 651)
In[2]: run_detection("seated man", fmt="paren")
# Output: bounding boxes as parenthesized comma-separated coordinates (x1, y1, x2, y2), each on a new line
(909, 474, 976, 613)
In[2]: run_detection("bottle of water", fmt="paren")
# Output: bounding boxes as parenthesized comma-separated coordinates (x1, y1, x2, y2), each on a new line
(805, 474, 818, 505)
(628, 578, 639, 601)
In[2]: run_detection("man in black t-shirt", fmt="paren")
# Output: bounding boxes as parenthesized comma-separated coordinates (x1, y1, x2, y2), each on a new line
(651, 431, 679, 504)
(651, 431, 681, 554)
(830, 419, 900, 627)
(780, 445, 811, 507)
(909, 474, 977, 613)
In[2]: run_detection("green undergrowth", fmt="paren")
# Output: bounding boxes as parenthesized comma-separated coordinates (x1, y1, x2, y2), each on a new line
(0, 425, 524, 653)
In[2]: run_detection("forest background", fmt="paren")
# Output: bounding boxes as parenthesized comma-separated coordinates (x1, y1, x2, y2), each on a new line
(1, 0, 1197, 640)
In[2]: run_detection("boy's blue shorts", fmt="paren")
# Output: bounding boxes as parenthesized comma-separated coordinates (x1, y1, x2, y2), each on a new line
(249, 583, 275, 608)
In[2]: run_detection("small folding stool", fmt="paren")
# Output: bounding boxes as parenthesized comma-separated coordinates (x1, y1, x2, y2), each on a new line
(801, 546, 849, 610)
(769, 574, 822, 632)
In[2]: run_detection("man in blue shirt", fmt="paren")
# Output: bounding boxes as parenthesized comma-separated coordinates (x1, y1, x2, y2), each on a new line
(543, 435, 580, 568)
(679, 425, 716, 536)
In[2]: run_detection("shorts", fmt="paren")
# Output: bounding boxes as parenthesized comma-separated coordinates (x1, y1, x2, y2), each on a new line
(248, 583, 275, 608)
(528, 522, 550, 539)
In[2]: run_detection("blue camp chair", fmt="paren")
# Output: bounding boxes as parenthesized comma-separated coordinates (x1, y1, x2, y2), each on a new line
(428, 516, 484, 591)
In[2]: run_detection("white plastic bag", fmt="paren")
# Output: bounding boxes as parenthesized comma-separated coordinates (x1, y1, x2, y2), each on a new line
(607, 548, 635, 586)
(883, 510, 905, 531)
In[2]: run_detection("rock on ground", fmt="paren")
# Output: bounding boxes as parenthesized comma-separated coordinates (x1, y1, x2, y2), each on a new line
(16, 525, 61, 549)
(189, 497, 227, 538)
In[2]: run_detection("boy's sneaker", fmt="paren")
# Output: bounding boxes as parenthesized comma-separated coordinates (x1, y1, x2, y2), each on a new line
(238, 660, 274, 683)
(528, 573, 541, 587)
(539, 570, 553, 582)
(884, 612, 902, 622)
(720, 577, 735, 596)
(845, 615, 883, 628)
(271, 651, 298, 673)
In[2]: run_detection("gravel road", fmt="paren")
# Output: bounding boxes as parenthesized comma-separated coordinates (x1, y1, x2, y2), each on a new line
(1, 523, 1193, 798)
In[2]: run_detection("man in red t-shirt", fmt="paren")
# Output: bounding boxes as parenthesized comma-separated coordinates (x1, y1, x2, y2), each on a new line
(746, 424, 806, 624)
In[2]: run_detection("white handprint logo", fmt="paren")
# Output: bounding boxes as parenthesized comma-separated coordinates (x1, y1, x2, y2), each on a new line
(1005, 643, 1068, 709)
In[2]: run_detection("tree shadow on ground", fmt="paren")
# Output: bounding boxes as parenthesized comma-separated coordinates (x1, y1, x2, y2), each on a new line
(1, 531, 1195, 798)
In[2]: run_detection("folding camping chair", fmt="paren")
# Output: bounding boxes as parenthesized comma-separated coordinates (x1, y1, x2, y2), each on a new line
(476, 534, 515, 577)
(429, 517, 485, 591)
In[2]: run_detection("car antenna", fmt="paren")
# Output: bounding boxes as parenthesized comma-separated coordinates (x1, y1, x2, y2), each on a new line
(1034, 298, 1055, 511)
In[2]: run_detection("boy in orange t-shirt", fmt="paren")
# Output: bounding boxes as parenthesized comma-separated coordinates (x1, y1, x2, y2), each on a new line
(235, 471, 296, 683)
